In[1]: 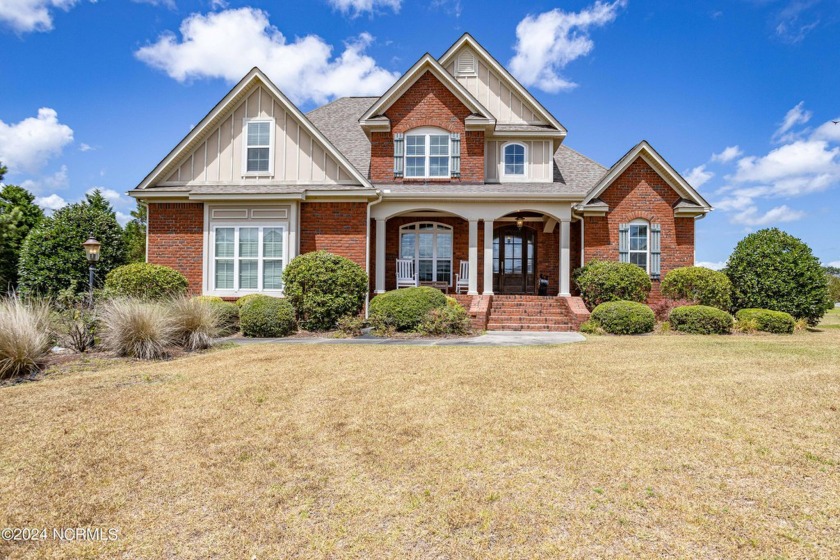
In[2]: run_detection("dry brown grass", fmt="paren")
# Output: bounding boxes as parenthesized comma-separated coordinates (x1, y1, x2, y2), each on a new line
(1, 330, 839, 559)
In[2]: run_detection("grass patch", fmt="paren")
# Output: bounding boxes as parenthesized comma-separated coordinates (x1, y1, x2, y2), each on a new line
(1, 332, 839, 558)
(819, 307, 840, 329)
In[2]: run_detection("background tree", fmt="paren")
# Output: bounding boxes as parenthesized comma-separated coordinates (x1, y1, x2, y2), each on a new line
(18, 189, 126, 298)
(726, 228, 832, 325)
(824, 266, 840, 277)
(0, 163, 44, 291)
(123, 203, 147, 263)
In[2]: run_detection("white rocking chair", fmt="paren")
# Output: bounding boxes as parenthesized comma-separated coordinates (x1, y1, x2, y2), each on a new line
(455, 260, 470, 294)
(396, 258, 417, 289)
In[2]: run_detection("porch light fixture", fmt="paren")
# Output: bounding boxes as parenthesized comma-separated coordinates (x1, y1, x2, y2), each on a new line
(515, 216, 525, 230)
(82, 233, 101, 306)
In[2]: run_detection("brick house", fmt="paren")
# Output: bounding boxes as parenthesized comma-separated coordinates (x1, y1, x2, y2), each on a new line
(130, 34, 711, 331)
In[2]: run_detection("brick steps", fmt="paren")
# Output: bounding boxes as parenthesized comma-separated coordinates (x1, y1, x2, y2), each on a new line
(486, 295, 575, 332)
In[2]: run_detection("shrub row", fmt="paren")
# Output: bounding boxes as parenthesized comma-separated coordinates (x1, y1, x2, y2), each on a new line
(670, 305, 733, 335)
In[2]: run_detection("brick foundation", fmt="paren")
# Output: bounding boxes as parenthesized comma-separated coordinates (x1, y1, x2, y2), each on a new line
(147, 202, 204, 294)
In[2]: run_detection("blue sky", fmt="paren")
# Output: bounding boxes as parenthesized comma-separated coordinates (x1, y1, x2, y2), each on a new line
(1, 0, 838, 268)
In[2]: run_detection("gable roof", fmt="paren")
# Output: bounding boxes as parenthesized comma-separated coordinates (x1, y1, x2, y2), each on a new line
(581, 140, 712, 211)
(135, 67, 372, 190)
(307, 97, 377, 178)
(358, 53, 495, 128)
(439, 33, 567, 135)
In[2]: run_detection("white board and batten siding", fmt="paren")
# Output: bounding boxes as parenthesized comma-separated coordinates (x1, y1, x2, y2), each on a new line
(485, 140, 553, 183)
(164, 84, 353, 185)
(445, 49, 547, 126)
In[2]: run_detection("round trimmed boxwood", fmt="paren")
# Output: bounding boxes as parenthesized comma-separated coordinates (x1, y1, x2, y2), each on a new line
(726, 228, 832, 326)
(235, 293, 264, 308)
(282, 250, 368, 331)
(369, 287, 447, 332)
(735, 308, 795, 334)
(105, 263, 188, 300)
(661, 266, 732, 310)
(670, 305, 733, 334)
(239, 295, 297, 338)
(575, 260, 652, 309)
(589, 300, 655, 335)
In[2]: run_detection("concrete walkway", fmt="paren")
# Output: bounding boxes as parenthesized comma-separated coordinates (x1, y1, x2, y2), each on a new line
(220, 330, 585, 347)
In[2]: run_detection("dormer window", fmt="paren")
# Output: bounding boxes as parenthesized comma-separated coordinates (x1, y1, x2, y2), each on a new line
(243, 118, 274, 175)
(405, 127, 450, 178)
(502, 142, 527, 177)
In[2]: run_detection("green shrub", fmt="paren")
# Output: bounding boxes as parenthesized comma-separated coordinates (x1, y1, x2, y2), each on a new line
(589, 300, 655, 335)
(99, 298, 176, 359)
(282, 251, 368, 331)
(105, 263, 188, 300)
(417, 303, 472, 336)
(235, 293, 264, 309)
(579, 319, 603, 335)
(18, 190, 126, 298)
(726, 228, 832, 326)
(336, 314, 365, 337)
(369, 287, 447, 333)
(239, 296, 297, 338)
(735, 308, 795, 334)
(661, 266, 732, 310)
(575, 260, 652, 309)
(192, 296, 238, 334)
(170, 297, 220, 351)
(670, 305, 733, 335)
(828, 274, 840, 303)
(0, 296, 52, 378)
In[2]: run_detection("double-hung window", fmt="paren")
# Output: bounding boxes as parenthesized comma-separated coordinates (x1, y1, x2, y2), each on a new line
(399, 223, 453, 284)
(213, 226, 285, 292)
(243, 119, 274, 175)
(628, 221, 649, 272)
(502, 143, 526, 176)
(405, 128, 450, 178)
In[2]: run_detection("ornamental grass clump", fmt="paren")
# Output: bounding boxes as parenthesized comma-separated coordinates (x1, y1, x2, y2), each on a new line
(170, 297, 221, 351)
(99, 298, 176, 360)
(0, 296, 52, 379)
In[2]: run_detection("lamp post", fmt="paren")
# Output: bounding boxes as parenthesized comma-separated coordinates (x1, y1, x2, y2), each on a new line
(82, 233, 101, 307)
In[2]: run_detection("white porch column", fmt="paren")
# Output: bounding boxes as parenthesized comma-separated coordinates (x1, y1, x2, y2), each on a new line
(468, 219, 479, 295)
(483, 219, 494, 295)
(559, 218, 571, 297)
(375, 218, 386, 294)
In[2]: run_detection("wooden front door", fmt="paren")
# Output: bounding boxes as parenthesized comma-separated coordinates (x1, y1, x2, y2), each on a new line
(493, 226, 536, 294)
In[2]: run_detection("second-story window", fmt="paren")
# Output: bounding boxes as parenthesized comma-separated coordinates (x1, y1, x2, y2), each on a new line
(243, 119, 274, 175)
(405, 128, 450, 178)
(502, 143, 526, 177)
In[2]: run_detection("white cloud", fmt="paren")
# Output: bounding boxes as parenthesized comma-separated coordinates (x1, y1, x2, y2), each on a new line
(34, 193, 67, 212)
(509, 0, 626, 93)
(812, 119, 840, 143)
(827, 260, 840, 268)
(132, 0, 175, 8)
(772, 101, 811, 143)
(684, 164, 713, 189)
(732, 140, 838, 185)
(115, 212, 131, 226)
(135, 8, 399, 106)
(0, 0, 78, 33)
(695, 261, 726, 271)
(0, 108, 74, 174)
(79, 143, 93, 152)
(711, 145, 743, 163)
(209, 0, 226, 8)
(86, 186, 129, 206)
(19, 164, 69, 194)
(730, 205, 806, 227)
(327, 0, 400, 17)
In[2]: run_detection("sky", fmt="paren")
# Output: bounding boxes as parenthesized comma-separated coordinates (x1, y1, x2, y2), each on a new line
(0, 0, 838, 268)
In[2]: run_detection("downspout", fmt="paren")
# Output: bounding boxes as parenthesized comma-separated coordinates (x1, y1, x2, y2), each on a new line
(580, 216, 585, 267)
(141, 200, 149, 263)
(365, 190, 384, 318)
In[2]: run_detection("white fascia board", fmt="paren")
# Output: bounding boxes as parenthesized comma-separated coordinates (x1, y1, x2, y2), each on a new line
(381, 191, 584, 202)
(188, 193, 305, 201)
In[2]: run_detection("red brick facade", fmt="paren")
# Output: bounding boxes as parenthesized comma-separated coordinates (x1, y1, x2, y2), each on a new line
(369, 71, 484, 183)
(147, 202, 205, 294)
(583, 157, 695, 301)
(299, 202, 368, 269)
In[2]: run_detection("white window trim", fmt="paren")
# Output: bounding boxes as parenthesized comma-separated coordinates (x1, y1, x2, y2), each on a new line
(629, 218, 650, 274)
(242, 117, 275, 177)
(209, 224, 288, 297)
(399, 222, 454, 286)
(404, 127, 451, 179)
(500, 141, 529, 182)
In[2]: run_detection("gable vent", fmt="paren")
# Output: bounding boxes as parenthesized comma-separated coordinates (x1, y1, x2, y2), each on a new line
(456, 51, 477, 76)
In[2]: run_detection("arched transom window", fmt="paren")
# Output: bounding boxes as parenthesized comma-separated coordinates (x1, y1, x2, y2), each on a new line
(399, 222, 453, 284)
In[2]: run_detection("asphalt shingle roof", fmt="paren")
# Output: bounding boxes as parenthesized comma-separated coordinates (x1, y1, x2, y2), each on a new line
(307, 97, 376, 180)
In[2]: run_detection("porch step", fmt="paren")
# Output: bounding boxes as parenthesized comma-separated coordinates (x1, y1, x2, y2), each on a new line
(486, 295, 576, 332)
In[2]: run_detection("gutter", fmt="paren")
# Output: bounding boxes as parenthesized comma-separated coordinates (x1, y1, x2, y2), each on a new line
(365, 190, 384, 318)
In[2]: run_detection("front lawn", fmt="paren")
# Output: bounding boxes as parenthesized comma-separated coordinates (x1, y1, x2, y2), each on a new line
(1, 330, 839, 558)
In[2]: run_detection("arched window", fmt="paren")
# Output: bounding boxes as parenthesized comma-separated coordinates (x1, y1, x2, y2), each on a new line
(628, 219, 649, 272)
(502, 142, 526, 177)
(405, 127, 451, 178)
(399, 222, 453, 284)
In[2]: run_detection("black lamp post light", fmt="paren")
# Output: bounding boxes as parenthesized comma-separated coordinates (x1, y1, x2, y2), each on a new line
(82, 233, 101, 306)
